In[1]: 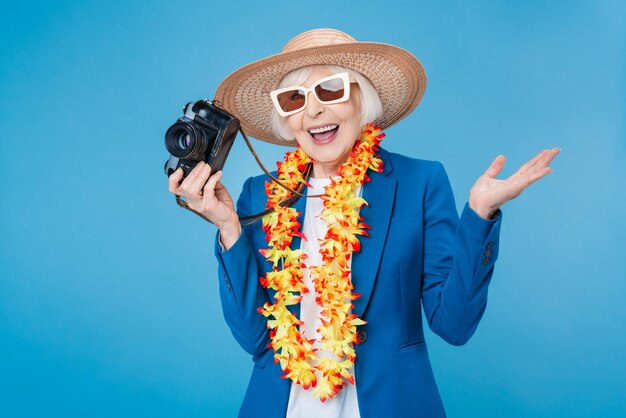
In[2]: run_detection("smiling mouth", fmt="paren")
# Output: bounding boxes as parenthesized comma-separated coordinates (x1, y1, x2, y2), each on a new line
(308, 124, 339, 143)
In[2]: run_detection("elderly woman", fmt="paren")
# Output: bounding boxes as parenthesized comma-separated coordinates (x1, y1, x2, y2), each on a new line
(168, 29, 559, 418)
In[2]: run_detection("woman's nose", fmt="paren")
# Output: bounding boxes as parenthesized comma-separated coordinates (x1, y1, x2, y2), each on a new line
(305, 91, 324, 117)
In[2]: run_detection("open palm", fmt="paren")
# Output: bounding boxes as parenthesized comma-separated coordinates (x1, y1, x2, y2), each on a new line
(469, 148, 560, 219)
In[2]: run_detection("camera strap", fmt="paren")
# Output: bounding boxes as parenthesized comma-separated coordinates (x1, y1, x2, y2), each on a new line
(175, 125, 323, 226)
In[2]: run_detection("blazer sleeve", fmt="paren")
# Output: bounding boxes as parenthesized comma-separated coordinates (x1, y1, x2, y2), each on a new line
(421, 161, 503, 346)
(214, 177, 271, 358)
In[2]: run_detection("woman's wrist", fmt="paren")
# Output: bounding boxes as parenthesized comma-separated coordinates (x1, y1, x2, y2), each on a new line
(217, 215, 242, 250)
(468, 201, 496, 220)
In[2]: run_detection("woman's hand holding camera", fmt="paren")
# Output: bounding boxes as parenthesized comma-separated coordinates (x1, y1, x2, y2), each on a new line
(168, 162, 242, 249)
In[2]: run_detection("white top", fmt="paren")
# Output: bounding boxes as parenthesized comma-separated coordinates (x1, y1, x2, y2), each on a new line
(286, 177, 361, 418)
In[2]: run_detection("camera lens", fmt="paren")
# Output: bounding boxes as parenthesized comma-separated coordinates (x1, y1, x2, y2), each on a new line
(176, 132, 192, 150)
(166, 126, 196, 155)
(165, 121, 207, 160)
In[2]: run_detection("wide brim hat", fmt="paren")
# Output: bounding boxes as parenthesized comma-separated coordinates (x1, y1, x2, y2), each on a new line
(214, 28, 427, 146)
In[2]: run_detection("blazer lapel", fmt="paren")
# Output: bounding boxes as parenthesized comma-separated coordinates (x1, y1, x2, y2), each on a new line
(352, 148, 396, 319)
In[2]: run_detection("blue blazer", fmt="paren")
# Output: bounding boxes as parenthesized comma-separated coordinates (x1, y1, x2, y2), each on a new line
(215, 148, 503, 418)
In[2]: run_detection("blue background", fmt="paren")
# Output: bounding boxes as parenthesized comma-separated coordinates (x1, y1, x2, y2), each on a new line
(1, 1, 625, 417)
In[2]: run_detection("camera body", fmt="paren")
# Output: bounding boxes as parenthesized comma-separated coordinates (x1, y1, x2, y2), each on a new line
(164, 100, 239, 177)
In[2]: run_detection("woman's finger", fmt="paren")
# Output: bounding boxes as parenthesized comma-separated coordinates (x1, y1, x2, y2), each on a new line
(202, 170, 224, 201)
(543, 148, 561, 167)
(168, 167, 184, 194)
(187, 163, 212, 196)
(525, 166, 554, 187)
(518, 148, 560, 177)
(502, 149, 558, 198)
(180, 162, 206, 190)
(517, 149, 549, 176)
(483, 155, 506, 179)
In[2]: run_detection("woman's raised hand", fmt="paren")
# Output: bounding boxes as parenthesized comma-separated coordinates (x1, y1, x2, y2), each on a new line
(168, 162, 242, 247)
(468, 148, 560, 220)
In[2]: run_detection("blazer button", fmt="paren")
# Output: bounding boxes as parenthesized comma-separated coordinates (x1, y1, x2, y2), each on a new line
(485, 248, 491, 257)
(357, 331, 367, 343)
(486, 241, 493, 249)
(483, 258, 490, 265)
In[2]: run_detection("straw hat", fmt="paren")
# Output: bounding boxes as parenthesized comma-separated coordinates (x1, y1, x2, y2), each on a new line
(214, 28, 427, 146)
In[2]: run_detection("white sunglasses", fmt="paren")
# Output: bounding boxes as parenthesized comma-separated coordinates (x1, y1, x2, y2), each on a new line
(270, 72, 355, 117)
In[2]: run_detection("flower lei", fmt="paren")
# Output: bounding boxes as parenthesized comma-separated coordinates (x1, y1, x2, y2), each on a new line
(257, 123, 385, 401)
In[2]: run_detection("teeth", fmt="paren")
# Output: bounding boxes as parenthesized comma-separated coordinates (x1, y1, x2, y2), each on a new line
(309, 124, 338, 134)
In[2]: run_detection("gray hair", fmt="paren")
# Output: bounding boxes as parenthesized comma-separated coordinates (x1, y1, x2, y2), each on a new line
(270, 65, 383, 143)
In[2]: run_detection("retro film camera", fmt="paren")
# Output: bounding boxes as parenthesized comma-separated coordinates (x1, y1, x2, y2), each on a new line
(164, 99, 315, 223)
(163, 99, 238, 178)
